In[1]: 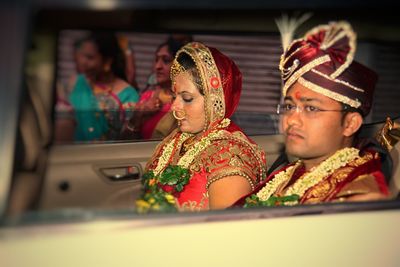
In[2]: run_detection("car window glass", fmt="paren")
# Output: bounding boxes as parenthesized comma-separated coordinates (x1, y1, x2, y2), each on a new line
(53, 31, 282, 144)
(12, 8, 400, 222)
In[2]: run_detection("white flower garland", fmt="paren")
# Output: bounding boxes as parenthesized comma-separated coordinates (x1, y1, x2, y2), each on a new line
(257, 147, 360, 201)
(256, 162, 300, 201)
(177, 130, 224, 169)
(153, 132, 191, 176)
(153, 119, 230, 176)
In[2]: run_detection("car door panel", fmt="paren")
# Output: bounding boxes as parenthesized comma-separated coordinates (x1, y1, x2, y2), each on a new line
(39, 135, 285, 210)
(39, 141, 159, 210)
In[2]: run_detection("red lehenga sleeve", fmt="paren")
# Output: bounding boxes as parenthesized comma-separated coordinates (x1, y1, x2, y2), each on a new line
(176, 130, 266, 211)
(195, 130, 266, 191)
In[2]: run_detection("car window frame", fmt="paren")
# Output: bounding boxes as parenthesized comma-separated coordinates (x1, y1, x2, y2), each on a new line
(3, 0, 400, 223)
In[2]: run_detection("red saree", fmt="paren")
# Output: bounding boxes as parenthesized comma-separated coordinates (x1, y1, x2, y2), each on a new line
(137, 90, 176, 140)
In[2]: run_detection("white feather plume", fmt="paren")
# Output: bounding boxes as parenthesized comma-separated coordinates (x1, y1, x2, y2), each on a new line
(275, 13, 313, 52)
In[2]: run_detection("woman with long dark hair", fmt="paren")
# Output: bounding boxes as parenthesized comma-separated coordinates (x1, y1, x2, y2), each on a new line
(67, 32, 139, 141)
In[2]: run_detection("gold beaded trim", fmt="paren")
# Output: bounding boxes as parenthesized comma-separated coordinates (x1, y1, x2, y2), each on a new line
(281, 59, 300, 80)
(304, 21, 356, 79)
(256, 147, 360, 201)
(153, 118, 231, 176)
(203, 130, 267, 191)
(282, 55, 331, 97)
(206, 171, 255, 191)
(218, 131, 267, 182)
(170, 60, 186, 82)
(281, 21, 357, 98)
(298, 77, 361, 108)
(321, 30, 347, 50)
(171, 42, 226, 129)
(311, 69, 364, 92)
(279, 42, 310, 73)
(177, 129, 225, 169)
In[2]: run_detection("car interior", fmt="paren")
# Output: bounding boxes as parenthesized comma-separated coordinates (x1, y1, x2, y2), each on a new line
(2, 2, 400, 222)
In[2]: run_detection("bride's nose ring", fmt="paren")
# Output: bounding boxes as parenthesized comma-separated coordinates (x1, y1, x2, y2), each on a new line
(173, 110, 186, 120)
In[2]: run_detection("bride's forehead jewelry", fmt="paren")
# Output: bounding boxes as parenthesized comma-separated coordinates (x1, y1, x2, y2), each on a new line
(170, 60, 186, 82)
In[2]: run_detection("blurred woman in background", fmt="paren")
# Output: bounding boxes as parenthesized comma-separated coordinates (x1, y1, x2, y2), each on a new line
(124, 35, 192, 140)
(56, 32, 139, 142)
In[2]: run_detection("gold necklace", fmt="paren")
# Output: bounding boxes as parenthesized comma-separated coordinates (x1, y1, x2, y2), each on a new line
(153, 118, 230, 176)
(180, 135, 198, 155)
(153, 132, 191, 176)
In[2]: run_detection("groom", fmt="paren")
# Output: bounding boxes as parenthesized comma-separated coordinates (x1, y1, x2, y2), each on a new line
(238, 21, 391, 206)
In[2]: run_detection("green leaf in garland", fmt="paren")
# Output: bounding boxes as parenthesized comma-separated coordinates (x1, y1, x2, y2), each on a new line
(159, 165, 190, 187)
(175, 183, 184, 192)
(136, 165, 191, 214)
(142, 170, 154, 181)
(244, 194, 300, 208)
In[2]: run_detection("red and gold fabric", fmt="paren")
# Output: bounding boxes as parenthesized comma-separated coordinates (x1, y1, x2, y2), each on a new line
(279, 21, 377, 116)
(235, 147, 390, 207)
(144, 42, 266, 211)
